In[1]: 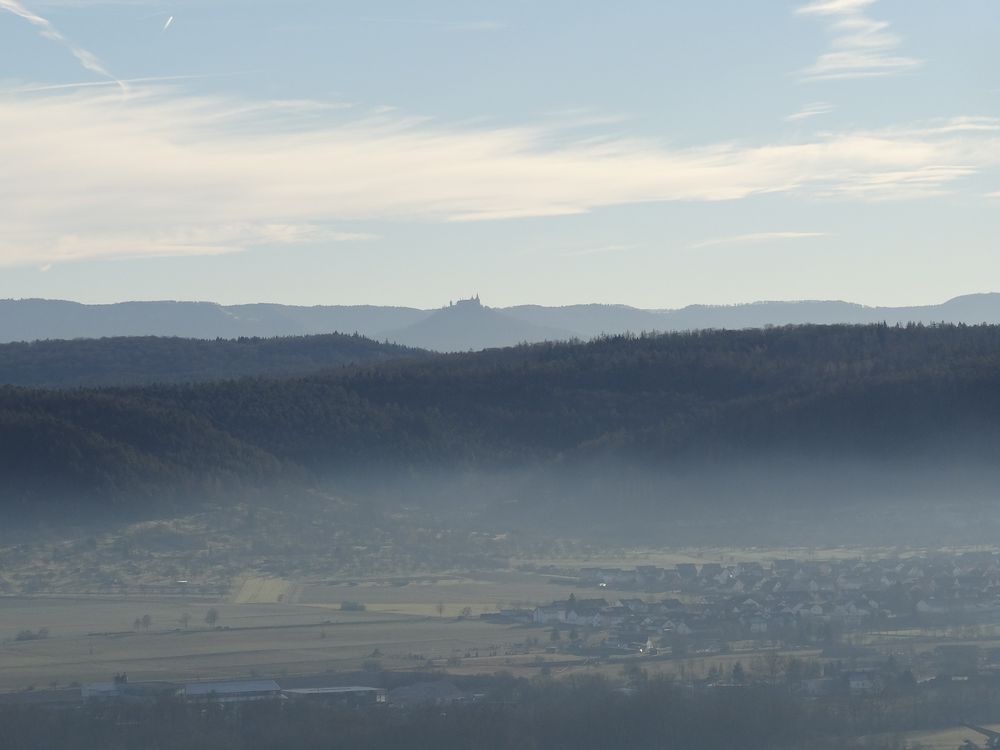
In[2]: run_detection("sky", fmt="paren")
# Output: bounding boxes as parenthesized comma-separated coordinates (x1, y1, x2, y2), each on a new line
(0, 0, 998, 309)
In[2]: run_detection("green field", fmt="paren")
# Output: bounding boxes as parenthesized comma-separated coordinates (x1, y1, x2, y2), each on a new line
(0, 568, 627, 692)
(300, 570, 609, 616)
(0, 594, 530, 691)
(7, 546, 999, 701)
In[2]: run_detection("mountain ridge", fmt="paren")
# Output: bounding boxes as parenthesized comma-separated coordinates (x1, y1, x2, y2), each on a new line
(5, 324, 1000, 520)
(381, 297, 574, 351)
(0, 333, 426, 388)
(4, 293, 1000, 350)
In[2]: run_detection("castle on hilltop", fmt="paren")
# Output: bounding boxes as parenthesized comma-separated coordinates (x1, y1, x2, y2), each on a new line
(449, 295, 482, 308)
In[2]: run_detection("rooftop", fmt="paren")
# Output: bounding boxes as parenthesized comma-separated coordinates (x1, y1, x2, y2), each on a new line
(283, 686, 383, 695)
(184, 680, 280, 696)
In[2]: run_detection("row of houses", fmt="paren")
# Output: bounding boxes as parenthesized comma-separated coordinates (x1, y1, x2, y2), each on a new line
(526, 591, 884, 644)
(557, 552, 1000, 630)
(523, 558, 1000, 651)
(573, 552, 1000, 599)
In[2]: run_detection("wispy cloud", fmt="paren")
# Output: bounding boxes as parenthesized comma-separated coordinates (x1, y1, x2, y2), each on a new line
(909, 116, 1000, 136)
(796, 0, 921, 81)
(819, 165, 977, 201)
(0, 86, 996, 267)
(786, 101, 835, 122)
(0, 0, 124, 90)
(691, 232, 828, 250)
(1, 73, 238, 95)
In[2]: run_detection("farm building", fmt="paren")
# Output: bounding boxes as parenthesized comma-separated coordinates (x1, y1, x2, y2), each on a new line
(183, 680, 282, 703)
(82, 678, 181, 704)
(282, 686, 387, 706)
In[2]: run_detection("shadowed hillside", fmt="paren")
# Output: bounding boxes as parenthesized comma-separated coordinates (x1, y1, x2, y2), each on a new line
(4, 324, 1000, 531)
(0, 333, 426, 388)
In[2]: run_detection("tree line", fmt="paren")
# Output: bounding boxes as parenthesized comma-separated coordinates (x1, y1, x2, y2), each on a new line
(0, 672, 928, 750)
(5, 323, 1000, 514)
(0, 333, 422, 388)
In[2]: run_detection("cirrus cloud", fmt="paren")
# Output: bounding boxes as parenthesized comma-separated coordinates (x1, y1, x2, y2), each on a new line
(785, 102, 835, 122)
(796, 0, 921, 81)
(0, 86, 998, 267)
(0, 0, 124, 89)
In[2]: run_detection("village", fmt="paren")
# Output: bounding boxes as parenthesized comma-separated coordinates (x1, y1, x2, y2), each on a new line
(475, 551, 1000, 690)
(524, 552, 1000, 633)
(11, 550, 1000, 749)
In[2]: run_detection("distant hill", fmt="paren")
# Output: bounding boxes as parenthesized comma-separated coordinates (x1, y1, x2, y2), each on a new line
(4, 293, 1000, 350)
(502, 304, 666, 339)
(382, 297, 573, 351)
(651, 296, 1000, 330)
(0, 299, 429, 343)
(223, 303, 429, 338)
(0, 333, 425, 388)
(5, 324, 1000, 520)
(505, 294, 1000, 337)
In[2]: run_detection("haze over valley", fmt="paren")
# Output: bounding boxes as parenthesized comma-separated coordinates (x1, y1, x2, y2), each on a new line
(3, 317, 1000, 548)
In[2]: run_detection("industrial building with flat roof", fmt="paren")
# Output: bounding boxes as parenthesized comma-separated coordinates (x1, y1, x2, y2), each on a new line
(282, 686, 387, 705)
(72, 677, 392, 708)
(183, 680, 282, 703)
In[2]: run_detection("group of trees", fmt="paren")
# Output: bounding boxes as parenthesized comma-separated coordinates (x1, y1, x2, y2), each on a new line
(13, 627, 49, 642)
(0, 333, 421, 388)
(130, 609, 218, 632)
(5, 323, 1000, 516)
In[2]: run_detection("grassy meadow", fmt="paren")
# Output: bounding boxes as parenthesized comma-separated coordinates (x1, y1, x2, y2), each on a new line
(0, 569, 614, 692)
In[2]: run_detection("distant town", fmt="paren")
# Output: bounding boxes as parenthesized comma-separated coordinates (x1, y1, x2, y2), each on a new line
(485, 552, 1000, 685)
(521, 551, 1000, 639)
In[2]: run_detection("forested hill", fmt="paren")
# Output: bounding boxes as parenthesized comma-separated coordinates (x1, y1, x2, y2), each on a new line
(5, 323, 1000, 514)
(0, 334, 425, 387)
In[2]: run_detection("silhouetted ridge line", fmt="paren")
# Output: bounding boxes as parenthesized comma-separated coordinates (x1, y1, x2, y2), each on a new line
(4, 324, 1000, 513)
(4, 293, 1000, 350)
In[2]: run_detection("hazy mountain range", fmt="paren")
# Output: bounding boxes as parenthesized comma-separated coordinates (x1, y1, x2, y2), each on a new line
(3, 293, 1000, 351)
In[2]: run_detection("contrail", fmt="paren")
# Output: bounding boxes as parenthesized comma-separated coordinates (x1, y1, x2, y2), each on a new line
(2, 73, 233, 95)
(163, 16, 173, 31)
(0, 0, 126, 92)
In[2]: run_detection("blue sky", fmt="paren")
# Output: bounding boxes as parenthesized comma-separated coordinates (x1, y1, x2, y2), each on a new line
(1, 0, 998, 308)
